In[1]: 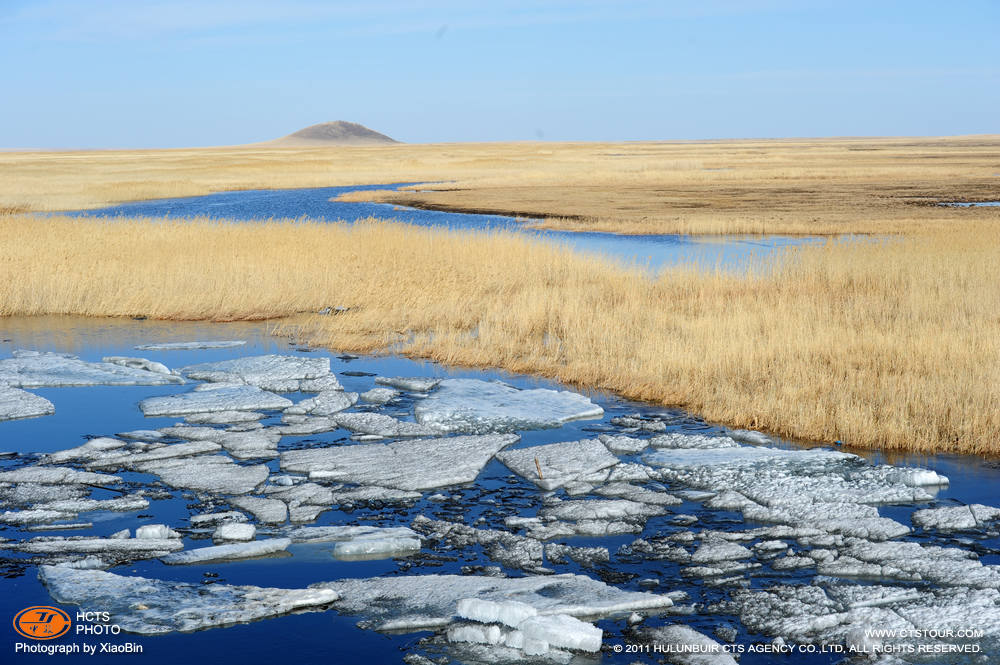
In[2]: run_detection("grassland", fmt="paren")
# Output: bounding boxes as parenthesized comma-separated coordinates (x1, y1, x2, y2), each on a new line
(2, 135, 998, 234)
(1, 213, 997, 455)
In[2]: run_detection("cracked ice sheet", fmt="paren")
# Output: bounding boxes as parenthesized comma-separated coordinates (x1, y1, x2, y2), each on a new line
(413, 379, 604, 434)
(727, 583, 1000, 658)
(140, 385, 292, 416)
(178, 354, 331, 391)
(0, 350, 184, 387)
(281, 434, 519, 491)
(911, 504, 1000, 532)
(315, 572, 671, 632)
(0, 385, 55, 421)
(161, 538, 292, 564)
(39, 565, 337, 635)
(135, 456, 269, 495)
(496, 438, 618, 491)
(135, 340, 246, 350)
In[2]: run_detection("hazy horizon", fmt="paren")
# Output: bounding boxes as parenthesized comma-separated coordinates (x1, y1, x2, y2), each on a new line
(2, 1, 997, 148)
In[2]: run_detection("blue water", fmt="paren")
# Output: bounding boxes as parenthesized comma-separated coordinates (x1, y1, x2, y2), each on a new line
(940, 201, 1000, 207)
(2, 316, 998, 664)
(59, 185, 823, 271)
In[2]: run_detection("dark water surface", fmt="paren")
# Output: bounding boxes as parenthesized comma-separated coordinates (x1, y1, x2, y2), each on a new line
(2, 317, 998, 665)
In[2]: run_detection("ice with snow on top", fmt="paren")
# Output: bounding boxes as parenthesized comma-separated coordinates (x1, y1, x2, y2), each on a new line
(0, 385, 55, 421)
(333, 412, 438, 437)
(134, 456, 269, 495)
(496, 438, 618, 491)
(140, 385, 292, 416)
(911, 503, 1000, 532)
(161, 538, 291, 564)
(315, 572, 671, 632)
(135, 340, 246, 350)
(178, 354, 331, 391)
(281, 434, 519, 491)
(374, 376, 441, 392)
(101, 356, 171, 375)
(285, 391, 358, 417)
(229, 496, 288, 524)
(360, 387, 399, 404)
(214, 523, 256, 542)
(641, 624, 738, 665)
(39, 565, 336, 634)
(413, 378, 603, 434)
(0, 350, 184, 387)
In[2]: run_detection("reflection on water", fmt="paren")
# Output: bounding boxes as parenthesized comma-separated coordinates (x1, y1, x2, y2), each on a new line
(59, 185, 826, 271)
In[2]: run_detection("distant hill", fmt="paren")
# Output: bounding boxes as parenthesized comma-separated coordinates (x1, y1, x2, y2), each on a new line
(265, 121, 399, 146)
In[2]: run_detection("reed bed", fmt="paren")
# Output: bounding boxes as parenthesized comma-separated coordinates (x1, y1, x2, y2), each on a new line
(1, 213, 996, 455)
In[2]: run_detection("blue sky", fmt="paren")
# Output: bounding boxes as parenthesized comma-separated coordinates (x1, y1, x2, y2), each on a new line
(1, 1, 997, 147)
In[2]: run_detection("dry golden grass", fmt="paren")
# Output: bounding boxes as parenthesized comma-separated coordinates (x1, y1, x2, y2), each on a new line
(2, 135, 998, 235)
(1, 213, 997, 455)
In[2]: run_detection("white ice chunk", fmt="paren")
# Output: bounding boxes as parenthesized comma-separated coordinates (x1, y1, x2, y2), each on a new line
(0, 385, 55, 421)
(316, 572, 672, 632)
(519, 614, 602, 652)
(135, 524, 180, 540)
(333, 412, 438, 437)
(649, 433, 742, 449)
(184, 410, 264, 424)
(360, 387, 399, 404)
(414, 379, 603, 433)
(88, 440, 221, 470)
(11, 536, 182, 555)
(135, 456, 268, 495)
(229, 497, 288, 524)
(281, 434, 518, 491)
(332, 533, 421, 559)
(285, 391, 358, 417)
(496, 439, 618, 491)
(39, 565, 336, 634)
(140, 385, 292, 416)
(179, 354, 330, 391)
(456, 598, 538, 628)
(912, 504, 1000, 532)
(374, 376, 442, 392)
(190, 511, 248, 526)
(0, 350, 184, 387)
(161, 538, 291, 565)
(214, 523, 256, 542)
(447, 623, 504, 645)
(101, 356, 171, 375)
(0, 467, 120, 485)
(135, 340, 246, 350)
(642, 624, 738, 664)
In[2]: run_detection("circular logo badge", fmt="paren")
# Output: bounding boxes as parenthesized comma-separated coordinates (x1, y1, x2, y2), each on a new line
(13, 606, 72, 640)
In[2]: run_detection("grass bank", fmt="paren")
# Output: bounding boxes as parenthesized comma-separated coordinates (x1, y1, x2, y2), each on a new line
(2, 136, 998, 235)
(1, 214, 996, 455)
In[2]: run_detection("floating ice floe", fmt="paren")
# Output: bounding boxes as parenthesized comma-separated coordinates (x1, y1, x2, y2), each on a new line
(135, 340, 247, 351)
(451, 602, 603, 655)
(281, 434, 519, 491)
(214, 522, 256, 542)
(161, 538, 292, 564)
(229, 497, 288, 524)
(911, 503, 1000, 532)
(360, 387, 399, 405)
(496, 438, 618, 491)
(136, 456, 269, 495)
(140, 385, 292, 416)
(87, 440, 222, 470)
(414, 379, 603, 434)
(0, 350, 184, 387)
(285, 391, 358, 417)
(0, 385, 55, 421)
(0, 467, 120, 485)
(9, 535, 183, 555)
(315, 572, 671, 632)
(333, 412, 438, 437)
(39, 565, 337, 634)
(374, 376, 441, 392)
(159, 427, 281, 460)
(179, 355, 332, 391)
(184, 410, 264, 424)
(724, 581, 1000, 656)
(101, 356, 172, 375)
(638, 624, 738, 665)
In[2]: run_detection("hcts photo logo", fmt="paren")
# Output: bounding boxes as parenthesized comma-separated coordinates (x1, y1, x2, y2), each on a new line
(12, 606, 72, 640)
